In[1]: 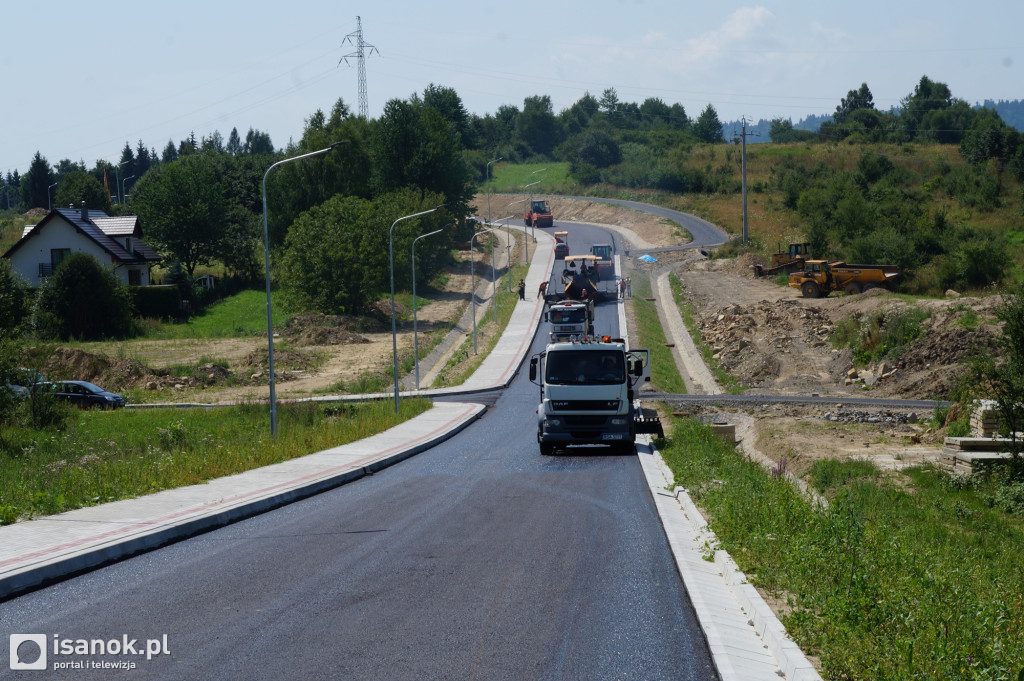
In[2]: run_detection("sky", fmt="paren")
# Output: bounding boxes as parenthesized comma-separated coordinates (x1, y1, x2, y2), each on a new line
(3, 0, 1022, 175)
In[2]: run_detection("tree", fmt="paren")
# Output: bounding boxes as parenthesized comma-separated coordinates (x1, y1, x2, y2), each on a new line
(560, 92, 600, 136)
(516, 95, 564, 157)
(135, 140, 152, 178)
(53, 171, 111, 213)
(770, 118, 815, 143)
(131, 152, 232, 276)
(280, 189, 450, 315)
(243, 128, 274, 155)
(32, 252, 134, 340)
(161, 139, 178, 164)
(834, 83, 874, 124)
(639, 97, 672, 128)
(226, 127, 243, 156)
(960, 108, 1014, 167)
(692, 104, 724, 143)
(960, 281, 1024, 477)
(119, 142, 136, 182)
(21, 152, 54, 209)
(0, 259, 29, 337)
(372, 96, 474, 218)
(422, 83, 473, 146)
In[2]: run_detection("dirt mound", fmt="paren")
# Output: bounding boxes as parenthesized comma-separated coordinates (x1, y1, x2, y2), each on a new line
(282, 312, 372, 346)
(24, 208, 48, 219)
(725, 252, 763, 277)
(696, 299, 835, 389)
(31, 346, 160, 390)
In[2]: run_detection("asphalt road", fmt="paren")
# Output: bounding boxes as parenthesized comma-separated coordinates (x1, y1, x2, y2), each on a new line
(0, 225, 717, 681)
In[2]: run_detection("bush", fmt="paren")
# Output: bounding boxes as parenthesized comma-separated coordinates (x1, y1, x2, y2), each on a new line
(31, 253, 135, 340)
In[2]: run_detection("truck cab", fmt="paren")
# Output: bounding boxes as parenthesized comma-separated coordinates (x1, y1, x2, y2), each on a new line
(529, 337, 655, 455)
(545, 300, 595, 341)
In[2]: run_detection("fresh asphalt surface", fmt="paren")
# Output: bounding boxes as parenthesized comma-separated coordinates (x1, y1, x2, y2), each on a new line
(0, 228, 717, 680)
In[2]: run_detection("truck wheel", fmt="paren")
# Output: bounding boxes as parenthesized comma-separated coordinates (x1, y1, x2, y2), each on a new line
(863, 283, 878, 292)
(801, 281, 820, 298)
(844, 282, 861, 295)
(540, 442, 555, 456)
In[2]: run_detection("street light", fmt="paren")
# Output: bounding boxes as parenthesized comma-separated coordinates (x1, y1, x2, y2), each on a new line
(390, 206, 443, 413)
(525, 167, 547, 249)
(412, 226, 446, 390)
(470, 226, 499, 355)
(504, 197, 528, 282)
(47, 183, 57, 211)
(115, 161, 129, 204)
(121, 176, 135, 205)
(485, 156, 502, 227)
(261, 140, 347, 436)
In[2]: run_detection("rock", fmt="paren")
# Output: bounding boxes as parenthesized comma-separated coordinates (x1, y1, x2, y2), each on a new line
(847, 368, 859, 379)
(945, 289, 961, 298)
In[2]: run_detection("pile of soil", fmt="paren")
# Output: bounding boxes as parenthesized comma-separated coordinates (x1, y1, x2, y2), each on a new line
(282, 312, 372, 347)
(28, 346, 161, 391)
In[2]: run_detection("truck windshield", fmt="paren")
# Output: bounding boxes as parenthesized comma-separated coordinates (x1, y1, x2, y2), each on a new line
(545, 350, 624, 385)
(550, 308, 586, 323)
(591, 245, 612, 260)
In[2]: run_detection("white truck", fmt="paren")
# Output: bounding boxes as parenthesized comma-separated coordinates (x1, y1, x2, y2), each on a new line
(529, 336, 663, 455)
(545, 299, 595, 342)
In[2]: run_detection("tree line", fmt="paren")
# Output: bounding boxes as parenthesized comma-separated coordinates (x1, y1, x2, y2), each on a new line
(3, 74, 1022, 341)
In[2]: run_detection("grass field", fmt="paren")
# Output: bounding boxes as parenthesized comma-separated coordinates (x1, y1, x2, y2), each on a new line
(660, 416, 1024, 680)
(0, 397, 431, 525)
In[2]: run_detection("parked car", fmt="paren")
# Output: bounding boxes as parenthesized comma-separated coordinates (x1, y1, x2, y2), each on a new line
(3, 368, 45, 400)
(42, 380, 126, 409)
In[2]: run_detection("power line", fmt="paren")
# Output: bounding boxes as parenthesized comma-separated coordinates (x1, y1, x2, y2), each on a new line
(340, 16, 379, 119)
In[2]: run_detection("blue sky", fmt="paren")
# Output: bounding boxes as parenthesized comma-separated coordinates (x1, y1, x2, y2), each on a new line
(4, 0, 1021, 175)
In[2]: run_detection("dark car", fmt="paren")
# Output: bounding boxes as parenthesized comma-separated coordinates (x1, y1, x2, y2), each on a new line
(554, 241, 569, 260)
(43, 380, 126, 409)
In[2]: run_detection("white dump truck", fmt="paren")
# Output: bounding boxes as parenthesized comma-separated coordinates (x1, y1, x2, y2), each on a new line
(529, 336, 663, 455)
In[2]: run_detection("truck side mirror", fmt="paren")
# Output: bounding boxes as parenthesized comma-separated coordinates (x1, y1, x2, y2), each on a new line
(529, 357, 538, 381)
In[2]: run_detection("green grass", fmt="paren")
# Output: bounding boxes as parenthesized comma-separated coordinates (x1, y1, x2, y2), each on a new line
(831, 306, 932, 366)
(660, 415, 1024, 680)
(628, 275, 686, 394)
(668, 273, 744, 394)
(141, 289, 293, 339)
(489, 163, 572, 194)
(0, 397, 431, 524)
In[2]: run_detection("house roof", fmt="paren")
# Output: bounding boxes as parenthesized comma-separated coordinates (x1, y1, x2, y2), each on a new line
(3, 208, 161, 264)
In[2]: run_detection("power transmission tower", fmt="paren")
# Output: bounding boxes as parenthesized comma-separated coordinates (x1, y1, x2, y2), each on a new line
(339, 16, 379, 119)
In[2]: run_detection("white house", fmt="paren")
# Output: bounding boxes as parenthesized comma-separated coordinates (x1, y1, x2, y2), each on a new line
(3, 202, 161, 286)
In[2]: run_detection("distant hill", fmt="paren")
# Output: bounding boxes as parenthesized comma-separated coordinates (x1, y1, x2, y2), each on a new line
(977, 99, 1024, 131)
(723, 100, 1023, 143)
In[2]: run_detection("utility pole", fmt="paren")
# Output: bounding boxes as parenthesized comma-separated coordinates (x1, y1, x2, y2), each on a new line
(736, 117, 758, 243)
(340, 16, 379, 119)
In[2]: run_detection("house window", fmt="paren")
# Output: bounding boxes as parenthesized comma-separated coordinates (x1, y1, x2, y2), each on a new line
(51, 248, 71, 267)
(128, 269, 141, 286)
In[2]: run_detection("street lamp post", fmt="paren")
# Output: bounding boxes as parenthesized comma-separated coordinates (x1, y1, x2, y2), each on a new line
(261, 140, 347, 436)
(525, 166, 547, 245)
(47, 183, 57, 211)
(121, 176, 134, 205)
(504, 197, 528, 278)
(115, 161, 129, 204)
(412, 227, 445, 390)
(390, 207, 442, 413)
(470, 227, 498, 355)
(485, 156, 502, 228)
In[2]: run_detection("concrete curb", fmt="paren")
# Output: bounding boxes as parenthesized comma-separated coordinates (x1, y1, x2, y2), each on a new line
(0, 402, 485, 600)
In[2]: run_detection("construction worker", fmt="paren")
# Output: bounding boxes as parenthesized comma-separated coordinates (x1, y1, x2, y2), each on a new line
(618, 278, 626, 299)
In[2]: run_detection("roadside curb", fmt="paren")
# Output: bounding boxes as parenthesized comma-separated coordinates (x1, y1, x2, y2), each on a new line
(637, 443, 821, 681)
(0, 402, 485, 600)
